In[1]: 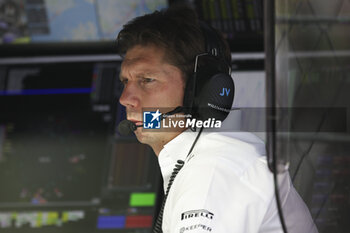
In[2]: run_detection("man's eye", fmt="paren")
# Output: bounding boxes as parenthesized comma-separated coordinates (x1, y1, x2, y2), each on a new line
(120, 79, 128, 85)
(141, 78, 155, 84)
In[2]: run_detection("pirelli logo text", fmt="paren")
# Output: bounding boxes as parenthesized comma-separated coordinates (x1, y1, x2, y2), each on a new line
(181, 209, 214, 221)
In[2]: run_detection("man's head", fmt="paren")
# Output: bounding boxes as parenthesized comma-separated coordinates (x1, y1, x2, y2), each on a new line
(116, 5, 231, 82)
(116, 5, 231, 154)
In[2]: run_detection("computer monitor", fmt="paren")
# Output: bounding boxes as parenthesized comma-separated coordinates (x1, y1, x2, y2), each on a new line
(0, 0, 167, 44)
(0, 60, 162, 232)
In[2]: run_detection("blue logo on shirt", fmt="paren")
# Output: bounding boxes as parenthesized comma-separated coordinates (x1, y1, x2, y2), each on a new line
(143, 110, 162, 129)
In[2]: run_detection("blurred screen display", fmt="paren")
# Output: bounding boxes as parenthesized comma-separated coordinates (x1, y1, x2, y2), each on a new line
(0, 0, 167, 44)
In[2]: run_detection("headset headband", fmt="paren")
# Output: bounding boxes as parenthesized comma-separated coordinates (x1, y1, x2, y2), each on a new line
(182, 21, 235, 122)
(198, 21, 231, 75)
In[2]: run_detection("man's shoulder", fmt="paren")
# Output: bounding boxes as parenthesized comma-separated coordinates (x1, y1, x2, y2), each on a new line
(191, 131, 267, 168)
(199, 131, 266, 154)
(179, 131, 274, 201)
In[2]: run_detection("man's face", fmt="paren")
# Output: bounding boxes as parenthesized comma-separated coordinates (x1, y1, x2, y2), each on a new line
(119, 45, 185, 152)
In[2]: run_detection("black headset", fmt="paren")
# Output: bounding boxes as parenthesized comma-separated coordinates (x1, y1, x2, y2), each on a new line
(182, 22, 235, 122)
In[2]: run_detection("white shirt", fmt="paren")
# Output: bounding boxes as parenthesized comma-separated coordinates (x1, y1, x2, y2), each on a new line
(158, 130, 318, 233)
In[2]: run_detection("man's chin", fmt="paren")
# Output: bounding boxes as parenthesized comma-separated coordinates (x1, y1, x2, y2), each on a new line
(134, 130, 166, 146)
(134, 130, 153, 144)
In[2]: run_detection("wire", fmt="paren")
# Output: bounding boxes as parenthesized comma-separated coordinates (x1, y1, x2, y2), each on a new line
(153, 159, 184, 233)
(265, 0, 288, 231)
(186, 127, 204, 157)
(153, 127, 204, 233)
(272, 159, 288, 233)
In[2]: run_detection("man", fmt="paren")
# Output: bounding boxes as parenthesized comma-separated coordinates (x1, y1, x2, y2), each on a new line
(116, 5, 318, 233)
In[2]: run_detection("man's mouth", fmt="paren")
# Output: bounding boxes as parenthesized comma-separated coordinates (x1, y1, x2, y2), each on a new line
(129, 119, 143, 126)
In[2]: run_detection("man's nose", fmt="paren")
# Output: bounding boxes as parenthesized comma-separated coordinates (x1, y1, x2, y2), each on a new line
(119, 83, 140, 109)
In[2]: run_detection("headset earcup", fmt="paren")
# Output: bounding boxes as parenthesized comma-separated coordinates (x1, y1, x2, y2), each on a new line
(196, 73, 234, 121)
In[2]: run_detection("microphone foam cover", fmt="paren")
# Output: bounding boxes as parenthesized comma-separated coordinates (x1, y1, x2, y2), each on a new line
(118, 120, 137, 136)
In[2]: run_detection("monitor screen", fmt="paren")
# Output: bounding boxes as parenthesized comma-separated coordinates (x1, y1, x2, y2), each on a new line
(0, 0, 167, 44)
(192, 0, 263, 52)
(0, 61, 162, 232)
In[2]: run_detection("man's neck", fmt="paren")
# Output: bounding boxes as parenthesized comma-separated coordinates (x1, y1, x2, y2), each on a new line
(151, 130, 186, 156)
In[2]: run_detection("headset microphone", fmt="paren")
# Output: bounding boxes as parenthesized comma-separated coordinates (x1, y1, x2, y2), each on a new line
(117, 120, 141, 136)
(117, 106, 185, 136)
